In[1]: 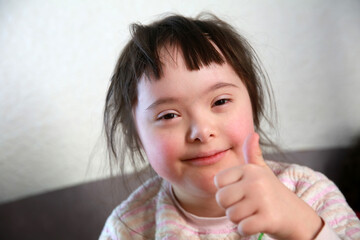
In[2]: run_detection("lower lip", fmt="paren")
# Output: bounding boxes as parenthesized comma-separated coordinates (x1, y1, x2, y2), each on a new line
(184, 150, 228, 166)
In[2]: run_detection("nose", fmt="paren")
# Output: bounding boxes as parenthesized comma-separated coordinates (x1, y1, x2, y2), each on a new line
(187, 116, 216, 143)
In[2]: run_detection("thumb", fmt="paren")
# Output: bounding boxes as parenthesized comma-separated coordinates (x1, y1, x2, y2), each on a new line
(243, 132, 266, 166)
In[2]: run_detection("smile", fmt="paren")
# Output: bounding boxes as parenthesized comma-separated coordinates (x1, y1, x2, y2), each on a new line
(183, 149, 229, 166)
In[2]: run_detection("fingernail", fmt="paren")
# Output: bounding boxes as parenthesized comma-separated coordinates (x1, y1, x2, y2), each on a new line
(242, 132, 253, 164)
(213, 175, 219, 189)
(237, 223, 244, 236)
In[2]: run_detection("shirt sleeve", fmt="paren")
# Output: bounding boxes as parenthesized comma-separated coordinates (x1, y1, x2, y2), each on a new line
(272, 161, 360, 239)
(304, 174, 360, 239)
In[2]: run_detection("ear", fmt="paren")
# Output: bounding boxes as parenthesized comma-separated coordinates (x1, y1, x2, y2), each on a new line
(242, 132, 266, 166)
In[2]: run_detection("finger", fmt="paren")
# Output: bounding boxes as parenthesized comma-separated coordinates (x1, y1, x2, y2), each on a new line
(237, 214, 266, 237)
(215, 181, 245, 209)
(214, 165, 243, 189)
(225, 197, 256, 224)
(243, 132, 266, 167)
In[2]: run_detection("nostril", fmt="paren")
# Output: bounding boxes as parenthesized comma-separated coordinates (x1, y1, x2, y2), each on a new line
(188, 130, 215, 143)
(187, 118, 216, 143)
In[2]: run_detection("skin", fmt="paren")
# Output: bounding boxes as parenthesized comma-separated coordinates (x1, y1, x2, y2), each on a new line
(134, 47, 254, 217)
(215, 133, 323, 239)
(134, 47, 323, 239)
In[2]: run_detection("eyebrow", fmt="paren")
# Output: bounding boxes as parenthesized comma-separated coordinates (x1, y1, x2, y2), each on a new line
(146, 82, 239, 110)
(208, 82, 239, 92)
(146, 97, 179, 110)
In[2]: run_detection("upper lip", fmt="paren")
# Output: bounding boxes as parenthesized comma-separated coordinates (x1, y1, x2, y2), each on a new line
(182, 149, 228, 161)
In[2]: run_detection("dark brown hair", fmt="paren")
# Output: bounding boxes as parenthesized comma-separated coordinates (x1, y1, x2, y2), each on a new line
(104, 13, 276, 177)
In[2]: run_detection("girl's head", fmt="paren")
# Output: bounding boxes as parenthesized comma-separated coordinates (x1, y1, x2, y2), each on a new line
(104, 13, 274, 191)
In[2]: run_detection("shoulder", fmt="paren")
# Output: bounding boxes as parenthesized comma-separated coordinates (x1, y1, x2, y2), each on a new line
(265, 159, 338, 202)
(117, 175, 163, 215)
(99, 176, 164, 239)
(265, 159, 326, 183)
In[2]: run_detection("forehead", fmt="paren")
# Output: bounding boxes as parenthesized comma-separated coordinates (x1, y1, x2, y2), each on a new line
(138, 44, 244, 91)
(141, 45, 226, 85)
(137, 50, 244, 104)
(154, 42, 226, 77)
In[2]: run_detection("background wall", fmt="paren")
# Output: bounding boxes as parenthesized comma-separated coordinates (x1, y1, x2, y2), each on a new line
(0, 0, 359, 204)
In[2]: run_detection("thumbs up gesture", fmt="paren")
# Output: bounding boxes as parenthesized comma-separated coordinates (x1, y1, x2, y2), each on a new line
(214, 133, 323, 240)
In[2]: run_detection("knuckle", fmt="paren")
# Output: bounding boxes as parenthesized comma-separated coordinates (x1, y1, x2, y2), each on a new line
(250, 174, 267, 191)
(243, 164, 258, 174)
(255, 179, 266, 191)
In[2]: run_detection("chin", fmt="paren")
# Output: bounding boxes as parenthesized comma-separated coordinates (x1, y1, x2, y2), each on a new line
(190, 180, 219, 198)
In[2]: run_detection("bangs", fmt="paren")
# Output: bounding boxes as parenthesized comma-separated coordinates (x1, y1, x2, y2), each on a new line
(121, 13, 267, 128)
(130, 15, 225, 80)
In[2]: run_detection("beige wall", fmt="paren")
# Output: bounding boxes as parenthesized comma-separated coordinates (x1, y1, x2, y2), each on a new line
(1, 0, 359, 203)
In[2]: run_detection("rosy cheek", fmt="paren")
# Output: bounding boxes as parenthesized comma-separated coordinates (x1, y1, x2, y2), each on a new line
(225, 112, 254, 153)
(230, 121, 253, 138)
(145, 134, 180, 174)
(158, 139, 178, 160)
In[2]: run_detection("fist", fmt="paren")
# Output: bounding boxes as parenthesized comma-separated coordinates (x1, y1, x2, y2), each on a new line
(214, 132, 323, 239)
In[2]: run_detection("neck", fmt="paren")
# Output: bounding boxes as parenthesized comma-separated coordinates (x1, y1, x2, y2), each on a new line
(172, 186, 225, 217)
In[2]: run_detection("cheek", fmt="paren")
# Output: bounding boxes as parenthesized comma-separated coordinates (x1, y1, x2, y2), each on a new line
(143, 131, 181, 176)
(146, 137, 177, 162)
(224, 113, 254, 166)
(134, 111, 180, 173)
(224, 108, 255, 148)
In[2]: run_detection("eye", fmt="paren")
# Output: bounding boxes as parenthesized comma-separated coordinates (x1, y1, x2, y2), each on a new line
(213, 98, 231, 107)
(157, 112, 180, 121)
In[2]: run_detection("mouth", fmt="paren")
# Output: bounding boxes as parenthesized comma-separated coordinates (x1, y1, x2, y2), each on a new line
(183, 149, 229, 166)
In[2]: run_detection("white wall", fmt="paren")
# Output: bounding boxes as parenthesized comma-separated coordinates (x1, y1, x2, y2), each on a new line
(0, 0, 359, 204)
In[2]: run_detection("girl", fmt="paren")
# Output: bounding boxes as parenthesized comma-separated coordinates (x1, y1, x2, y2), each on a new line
(100, 14, 360, 239)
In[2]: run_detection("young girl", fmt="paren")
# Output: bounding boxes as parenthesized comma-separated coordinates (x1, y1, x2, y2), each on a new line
(100, 14, 360, 239)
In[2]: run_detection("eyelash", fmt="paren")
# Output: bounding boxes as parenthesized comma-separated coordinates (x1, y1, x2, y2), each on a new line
(157, 112, 179, 121)
(213, 98, 231, 107)
(156, 98, 231, 121)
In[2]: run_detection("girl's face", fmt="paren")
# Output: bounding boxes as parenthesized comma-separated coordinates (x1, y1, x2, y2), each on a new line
(134, 49, 254, 201)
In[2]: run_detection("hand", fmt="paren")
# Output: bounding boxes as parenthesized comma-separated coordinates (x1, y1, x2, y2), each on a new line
(214, 133, 323, 240)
